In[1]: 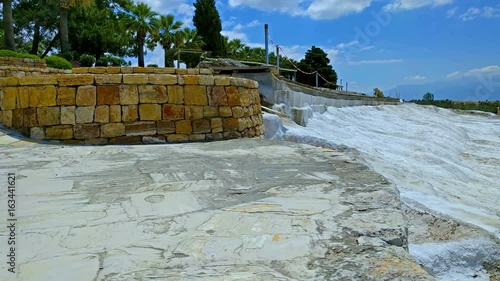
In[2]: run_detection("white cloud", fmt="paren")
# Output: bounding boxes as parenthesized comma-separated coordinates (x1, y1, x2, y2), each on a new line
(337, 40, 359, 49)
(247, 20, 262, 27)
(384, 0, 453, 11)
(446, 7, 458, 18)
(304, 0, 372, 20)
(221, 30, 249, 41)
(446, 66, 500, 79)
(348, 59, 403, 65)
(483, 6, 500, 18)
(405, 75, 427, 80)
(445, 71, 461, 79)
(459, 7, 481, 21)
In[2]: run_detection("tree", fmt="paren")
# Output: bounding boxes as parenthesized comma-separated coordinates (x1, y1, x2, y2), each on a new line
(193, 0, 225, 57)
(52, 0, 94, 54)
(373, 88, 384, 98)
(124, 2, 159, 67)
(155, 14, 182, 67)
(296, 46, 338, 89)
(423, 92, 435, 101)
(3, 0, 16, 50)
(177, 27, 205, 68)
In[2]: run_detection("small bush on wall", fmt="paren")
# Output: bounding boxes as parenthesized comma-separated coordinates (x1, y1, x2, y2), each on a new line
(79, 54, 96, 67)
(0, 49, 41, 60)
(45, 56, 72, 69)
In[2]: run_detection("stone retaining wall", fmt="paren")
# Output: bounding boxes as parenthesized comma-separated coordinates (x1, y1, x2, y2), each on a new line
(0, 72, 264, 144)
(0, 57, 68, 77)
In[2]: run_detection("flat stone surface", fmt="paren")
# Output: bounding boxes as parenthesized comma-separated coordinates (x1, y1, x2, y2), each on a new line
(0, 128, 432, 281)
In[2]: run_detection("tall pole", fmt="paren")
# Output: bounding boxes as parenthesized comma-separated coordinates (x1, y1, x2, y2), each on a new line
(340, 79, 343, 91)
(315, 72, 319, 88)
(346, 82, 348, 92)
(265, 24, 269, 65)
(276, 45, 280, 75)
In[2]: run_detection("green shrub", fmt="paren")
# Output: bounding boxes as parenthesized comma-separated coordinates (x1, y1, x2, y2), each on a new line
(45, 56, 72, 69)
(95, 55, 127, 67)
(0, 49, 41, 60)
(79, 54, 96, 67)
(56, 52, 73, 62)
(147, 64, 158, 68)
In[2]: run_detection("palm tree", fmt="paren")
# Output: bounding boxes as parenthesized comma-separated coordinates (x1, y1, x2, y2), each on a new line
(175, 28, 205, 68)
(2, 0, 16, 51)
(155, 14, 182, 67)
(124, 3, 159, 67)
(226, 38, 245, 59)
(56, 0, 94, 54)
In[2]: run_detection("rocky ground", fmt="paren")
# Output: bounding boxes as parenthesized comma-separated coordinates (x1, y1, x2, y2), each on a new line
(0, 126, 433, 281)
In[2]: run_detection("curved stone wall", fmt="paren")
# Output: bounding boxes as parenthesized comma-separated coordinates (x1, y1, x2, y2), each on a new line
(0, 72, 264, 144)
(0, 57, 69, 77)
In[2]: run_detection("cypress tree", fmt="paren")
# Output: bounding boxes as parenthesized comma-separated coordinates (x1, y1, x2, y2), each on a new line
(193, 0, 225, 57)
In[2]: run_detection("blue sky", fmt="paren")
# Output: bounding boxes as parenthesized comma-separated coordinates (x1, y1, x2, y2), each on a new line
(136, 0, 500, 96)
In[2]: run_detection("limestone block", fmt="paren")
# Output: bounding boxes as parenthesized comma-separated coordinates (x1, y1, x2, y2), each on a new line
(225, 86, 241, 106)
(167, 85, 184, 104)
(192, 119, 211, 134)
(16, 87, 30, 108)
(203, 106, 219, 118)
(175, 69, 188, 75)
(222, 118, 239, 131)
(157, 120, 175, 134)
(123, 74, 148, 84)
(162, 104, 185, 120)
(185, 106, 203, 120)
(61, 106, 76, 125)
(106, 67, 121, 74)
(184, 85, 208, 105)
(57, 87, 76, 106)
(57, 74, 94, 86)
(74, 124, 100, 139)
(219, 106, 233, 117)
(149, 74, 177, 85)
(139, 85, 167, 103)
(12, 109, 24, 128)
(210, 118, 222, 129)
(45, 125, 73, 139)
(251, 89, 260, 103)
(139, 104, 161, 120)
(122, 105, 138, 122)
(119, 85, 139, 105)
(153, 68, 175, 74)
(88, 67, 107, 74)
(101, 123, 125, 138)
(197, 75, 214, 86)
(109, 136, 141, 144)
(206, 133, 223, 141)
(239, 87, 254, 106)
(230, 77, 246, 87)
(133, 67, 154, 73)
(97, 85, 120, 105)
(85, 138, 108, 144)
(232, 106, 245, 118)
(1, 110, 12, 127)
(246, 80, 259, 89)
(18, 75, 57, 85)
(237, 118, 247, 131)
(215, 76, 230, 86)
(223, 131, 242, 139)
(29, 85, 57, 107)
(208, 86, 228, 106)
(37, 107, 61, 126)
(70, 68, 88, 74)
(183, 75, 199, 85)
(76, 85, 97, 106)
(94, 105, 109, 123)
(167, 134, 189, 142)
(189, 134, 206, 141)
(175, 120, 192, 134)
(200, 68, 212, 75)
(125, 121, 157, 136)
(30, 127, 44, 140)
(244, 107, 251, 117)
(120, 67, 134, 74)
(94, 74, 122, 84)
(75, 106, 94, 123)
(0, 77, 19, 87)
(187, 68, 199, 75)
(109, 105, 121, 122)
(1, 87, 17, 110)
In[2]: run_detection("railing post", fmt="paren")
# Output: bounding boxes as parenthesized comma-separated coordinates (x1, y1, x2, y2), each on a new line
(316, 72, 318, 88)
(177, 51, 180, 69)
(276, 45, 280, 75)
(265, 24, 269, 65)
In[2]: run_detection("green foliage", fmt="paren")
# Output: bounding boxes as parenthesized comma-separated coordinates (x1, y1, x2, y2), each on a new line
(423, 92, 435, 101)
(79, 54, 96, 67)
(374, 88, 384, 98)
(95, 55, 127, 66)
(0, 49, 41, 60)
(147, 64, 158, 67)
(56, 52, 73, 62)
(296, 46, 338, 89)
(45, 55, 72, 69)
(193, 0, 225, 57)
(413, 99, 500, 114)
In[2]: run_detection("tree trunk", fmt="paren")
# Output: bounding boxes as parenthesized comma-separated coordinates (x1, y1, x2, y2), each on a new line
(164, 48, 168, 68)
(41, 32, 60, 58)
(138, 37, 145, 67)
(59, 7, 70, 53)
(3, 0, 16, 51)
(30, 21, 41, 55)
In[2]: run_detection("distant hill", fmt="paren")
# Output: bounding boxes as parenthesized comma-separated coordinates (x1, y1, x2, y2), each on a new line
(385, 75, 500, 101)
